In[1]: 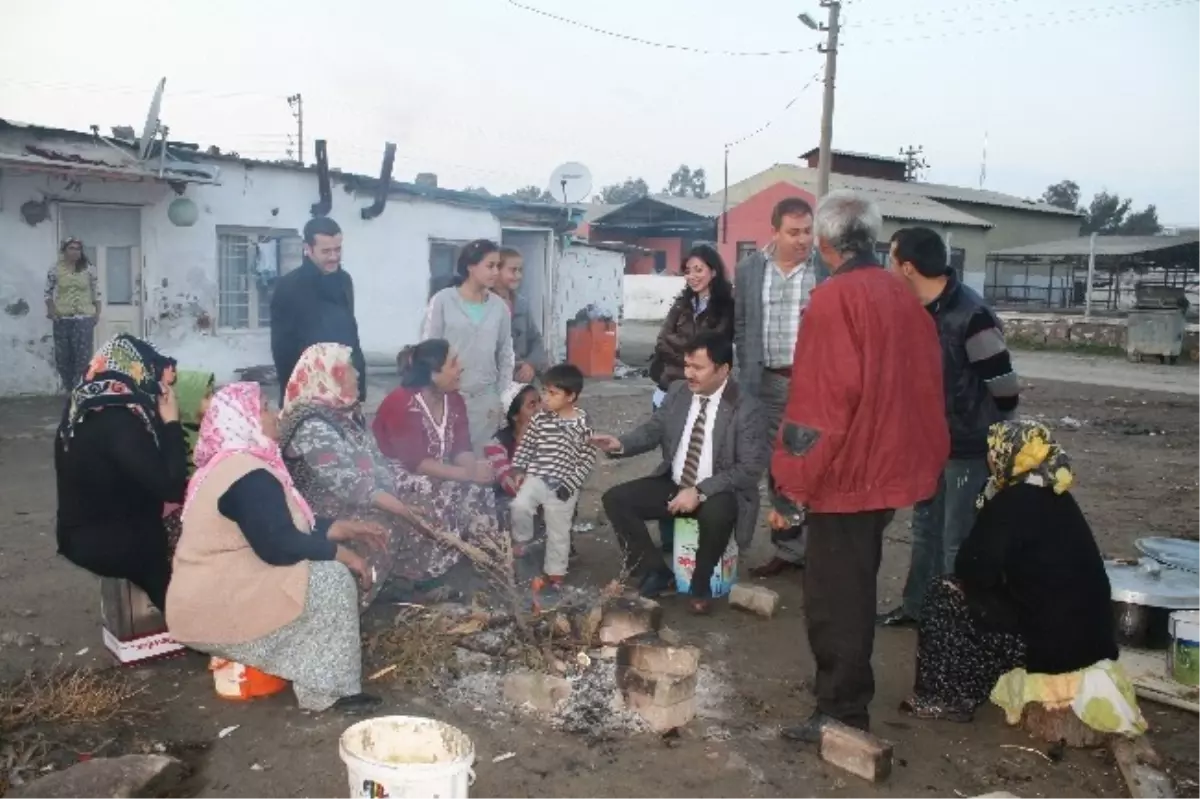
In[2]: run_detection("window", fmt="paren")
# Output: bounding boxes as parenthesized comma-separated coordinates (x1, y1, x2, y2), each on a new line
(736, 241, 759, 264)
(217, 228, 302, 329)
(429, 240, 466, 298)
(652, 250, 668, 274)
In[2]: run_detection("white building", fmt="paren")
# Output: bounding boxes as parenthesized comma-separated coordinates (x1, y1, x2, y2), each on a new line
(0, 119, 624, 396)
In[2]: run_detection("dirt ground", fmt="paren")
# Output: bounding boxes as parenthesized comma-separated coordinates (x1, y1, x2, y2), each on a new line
(0, 365, 1197, 798)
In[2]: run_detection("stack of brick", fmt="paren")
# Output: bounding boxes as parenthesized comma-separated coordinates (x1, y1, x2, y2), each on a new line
(616, 632, 701, 732)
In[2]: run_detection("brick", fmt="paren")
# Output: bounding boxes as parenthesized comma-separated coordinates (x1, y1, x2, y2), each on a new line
(728, 584, 780, 618)
(616, 633, 700, 677)
(625, 693, 696, 732)
(819, 720, 893, 783)
(598, 596, 662, 645)
(502, 669, 571, 713)
(616, 665, 697, 706)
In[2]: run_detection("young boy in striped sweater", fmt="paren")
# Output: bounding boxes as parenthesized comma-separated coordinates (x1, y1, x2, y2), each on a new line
(510, 364, 597, 590)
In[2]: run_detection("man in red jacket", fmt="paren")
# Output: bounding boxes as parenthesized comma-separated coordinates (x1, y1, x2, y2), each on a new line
(771, 190, 948, 741)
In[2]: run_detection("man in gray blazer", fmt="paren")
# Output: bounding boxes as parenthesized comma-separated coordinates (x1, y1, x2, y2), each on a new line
(595, 332, 768, 613)
(733, 196, 827, 577)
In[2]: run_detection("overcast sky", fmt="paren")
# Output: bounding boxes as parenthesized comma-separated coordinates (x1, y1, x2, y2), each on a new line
(2, 0, 1197, 222)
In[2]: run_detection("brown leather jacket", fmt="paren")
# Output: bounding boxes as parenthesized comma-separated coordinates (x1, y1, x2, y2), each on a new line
(649, 294, 734, 390)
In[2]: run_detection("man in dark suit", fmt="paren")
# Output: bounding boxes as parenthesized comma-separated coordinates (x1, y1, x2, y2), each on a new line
(269, 216, 367, 404)
(594, 331, 768, 614)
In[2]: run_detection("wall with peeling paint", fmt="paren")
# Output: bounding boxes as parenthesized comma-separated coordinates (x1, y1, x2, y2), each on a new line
(623, 274, 685, 321)
(551, 243, 625, 362)
(0, 153, 502, 395)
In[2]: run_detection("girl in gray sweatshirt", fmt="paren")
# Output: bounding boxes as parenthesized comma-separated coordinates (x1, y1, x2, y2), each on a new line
(423, 239, 514, 451)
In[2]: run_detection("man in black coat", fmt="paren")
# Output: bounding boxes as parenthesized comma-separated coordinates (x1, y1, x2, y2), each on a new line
(270, 216, 367, 403)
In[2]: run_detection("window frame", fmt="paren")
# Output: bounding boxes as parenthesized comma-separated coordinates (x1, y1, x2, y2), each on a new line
(215, 226, 302, 332)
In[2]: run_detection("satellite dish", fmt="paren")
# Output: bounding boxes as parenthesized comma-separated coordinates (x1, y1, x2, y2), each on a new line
(138, 78, 166, 160)
(546, 162, 593, 204)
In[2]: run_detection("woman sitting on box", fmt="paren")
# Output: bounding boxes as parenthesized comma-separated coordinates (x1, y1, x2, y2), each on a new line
(54, 333, 187, 611)
(167, 382, 385, 714)
(901, 420, 1144, 737)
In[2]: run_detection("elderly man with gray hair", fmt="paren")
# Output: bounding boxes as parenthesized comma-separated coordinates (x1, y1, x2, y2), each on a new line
(769, 190, 949, 741)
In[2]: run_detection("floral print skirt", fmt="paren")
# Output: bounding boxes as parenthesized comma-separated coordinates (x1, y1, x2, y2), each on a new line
(908, 578, 1027, 718)
(387, 463, 501, 581)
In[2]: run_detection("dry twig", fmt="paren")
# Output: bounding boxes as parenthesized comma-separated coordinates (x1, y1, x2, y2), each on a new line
(0, 667, 147, 733)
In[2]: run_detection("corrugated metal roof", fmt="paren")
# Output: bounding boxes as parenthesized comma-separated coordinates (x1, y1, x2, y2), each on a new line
(710, 167, 993, 229)
(651, 194, 725, 218)
(989, 234, 1200, 258)
(715, 163, 1080, 218)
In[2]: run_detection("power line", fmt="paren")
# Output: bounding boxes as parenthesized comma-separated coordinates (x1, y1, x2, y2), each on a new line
(850, 0, 1193, 31)
(505, 0, 819, 56)
(724, 70, 823, 150)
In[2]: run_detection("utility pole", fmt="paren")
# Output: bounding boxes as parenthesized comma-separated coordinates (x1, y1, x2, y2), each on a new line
(899, 144, 929, 182)
(815, 0, 841, 199)
(287, 93, 304, 166)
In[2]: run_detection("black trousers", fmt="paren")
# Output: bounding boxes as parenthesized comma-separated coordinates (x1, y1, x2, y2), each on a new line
(602, 474, 737, 598)
(803, 508, 894, 729)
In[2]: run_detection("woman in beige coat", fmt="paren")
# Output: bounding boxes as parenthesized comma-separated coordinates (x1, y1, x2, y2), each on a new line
(167, 382, 387, 713)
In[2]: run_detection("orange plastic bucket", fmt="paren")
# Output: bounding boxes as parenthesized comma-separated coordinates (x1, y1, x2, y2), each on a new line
(210, 658, 289, 701)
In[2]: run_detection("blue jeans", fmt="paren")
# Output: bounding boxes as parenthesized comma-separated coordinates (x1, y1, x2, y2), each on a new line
(901, 458, 989, 618)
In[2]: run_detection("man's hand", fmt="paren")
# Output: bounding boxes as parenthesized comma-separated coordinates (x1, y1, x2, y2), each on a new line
(667, 487, 701, 515)
(157, 383, 179, 423)
(328, 519, 388, 552)
(514, 362, 535, 383)
(335, 545, 373, 591)
(591, 434, 622, 454)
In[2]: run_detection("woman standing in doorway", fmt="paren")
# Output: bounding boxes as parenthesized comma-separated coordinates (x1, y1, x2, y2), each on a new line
(45, 237, 101, 391)
(423, 239, 514, 451)
(492, 247, 548, 383)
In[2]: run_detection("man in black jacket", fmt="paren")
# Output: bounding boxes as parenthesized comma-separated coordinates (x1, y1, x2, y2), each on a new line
(270, 217, 367, 403)
(878, 227, 1020, 627)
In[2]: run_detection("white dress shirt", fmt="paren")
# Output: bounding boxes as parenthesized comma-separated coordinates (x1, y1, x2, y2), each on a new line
(671, 380, 728, 487)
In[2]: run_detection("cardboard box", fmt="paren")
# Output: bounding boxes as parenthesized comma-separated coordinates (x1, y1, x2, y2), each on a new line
(99, 578, 184, 665)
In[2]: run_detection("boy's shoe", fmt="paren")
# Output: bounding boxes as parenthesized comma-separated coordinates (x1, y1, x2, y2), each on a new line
(531, 574, 564, 610)
(638, 568, 677, 599)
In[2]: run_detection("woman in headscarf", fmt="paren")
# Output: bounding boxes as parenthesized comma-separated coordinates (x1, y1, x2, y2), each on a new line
(45, 237, 100, 391)
(168, 382, 385, 714)
(901, 420, 1143, 737)
(163, 371, 216, 562)
(278, 343, 437, 600)
(54, 334, 185, 611)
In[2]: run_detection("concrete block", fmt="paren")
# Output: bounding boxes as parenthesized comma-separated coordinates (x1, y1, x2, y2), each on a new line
(728, 584, 780, 618)
(502, 669, 571, 713)
(617, 665, 697, 706)
(819, 720, 893, 783)
(616, 632, 700, 677)
(598, 596, 662, 645)
(625, 693, 696, 732)
(10, 755, 187, 798)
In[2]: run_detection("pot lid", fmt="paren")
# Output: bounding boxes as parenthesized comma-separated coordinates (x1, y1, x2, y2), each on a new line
(1135, 537, 1199, 574)
(1107, 558, 1200, 609)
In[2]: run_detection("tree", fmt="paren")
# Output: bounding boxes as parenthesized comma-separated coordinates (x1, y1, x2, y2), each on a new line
(1041, 181, 1163, 236)
(1042, 179, 1080, 211)
(505, 185, 555, 203)
(596, 177, 649, 205)
(664, 164, 709, 198)
(463, 185, 493, 197)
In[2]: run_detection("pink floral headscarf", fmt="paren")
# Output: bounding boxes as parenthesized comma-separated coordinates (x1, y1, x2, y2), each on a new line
(184, 382, 314, 525)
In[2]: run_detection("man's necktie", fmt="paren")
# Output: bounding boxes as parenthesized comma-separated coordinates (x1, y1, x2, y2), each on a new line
(679, 397, 709, 488)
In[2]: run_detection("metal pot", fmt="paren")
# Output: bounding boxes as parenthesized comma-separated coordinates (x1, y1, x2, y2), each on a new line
(1112, 601, 1172, 650)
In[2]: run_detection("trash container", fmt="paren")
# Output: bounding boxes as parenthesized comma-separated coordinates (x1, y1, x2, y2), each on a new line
(566, 319, 617, 378)
(1126, 284, 1187, 364)
(99, 578, 184, 665)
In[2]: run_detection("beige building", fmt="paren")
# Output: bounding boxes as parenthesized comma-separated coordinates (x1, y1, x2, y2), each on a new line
(715, 157, 1081, 293)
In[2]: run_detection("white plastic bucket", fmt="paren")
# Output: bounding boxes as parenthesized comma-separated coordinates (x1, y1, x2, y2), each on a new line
(671, 517, 738, 597)
(339, 716, 475, 798)
(1167, 610, 1200, 687)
